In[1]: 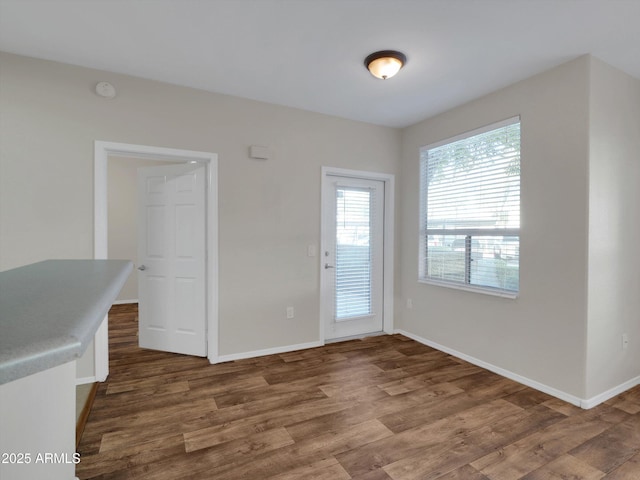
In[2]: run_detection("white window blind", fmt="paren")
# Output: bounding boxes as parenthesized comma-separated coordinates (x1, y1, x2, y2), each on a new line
(419, 117, 521, 295)
(335, 187, 375, 319)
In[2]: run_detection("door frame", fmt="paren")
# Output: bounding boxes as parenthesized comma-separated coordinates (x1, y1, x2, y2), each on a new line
(94, 141, 219, 380)
(320, 166, 394, 343)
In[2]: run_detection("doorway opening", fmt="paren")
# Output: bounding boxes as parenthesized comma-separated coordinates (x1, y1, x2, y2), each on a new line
(94, 141, 219, 381)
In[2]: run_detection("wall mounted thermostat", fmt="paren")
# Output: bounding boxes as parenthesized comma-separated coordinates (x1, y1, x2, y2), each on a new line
(249, 145, 270, 160)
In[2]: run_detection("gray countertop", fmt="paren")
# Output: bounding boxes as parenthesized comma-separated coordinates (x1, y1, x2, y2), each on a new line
(0, 259, 133, 385)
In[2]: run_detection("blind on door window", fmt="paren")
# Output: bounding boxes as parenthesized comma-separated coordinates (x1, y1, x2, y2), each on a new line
(335, 187, 375, 320)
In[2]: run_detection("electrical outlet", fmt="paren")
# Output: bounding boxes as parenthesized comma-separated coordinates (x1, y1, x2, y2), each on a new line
(406, 298, 413, 309)
(622, 333, 629, 350)
(286, 306, 294, 319)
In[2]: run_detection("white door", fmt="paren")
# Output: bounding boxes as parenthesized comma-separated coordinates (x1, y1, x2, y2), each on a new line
(137, 163, 207, 356)
(322, 176, 385, 340)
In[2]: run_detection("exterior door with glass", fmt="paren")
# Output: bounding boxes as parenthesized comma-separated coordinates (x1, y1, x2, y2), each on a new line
(322, 175, 385, 340)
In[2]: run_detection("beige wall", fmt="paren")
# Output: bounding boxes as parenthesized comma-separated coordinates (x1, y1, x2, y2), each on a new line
(3, 50, 640, 405)
(587, 57, 640, 399)
(0, 52, 400, 360)
(397, 57, 591, 399)
(108, 156, 169, 302)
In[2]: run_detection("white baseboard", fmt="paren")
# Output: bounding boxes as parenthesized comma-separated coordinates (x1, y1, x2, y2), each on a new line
(76, 376, 96, 385)
(581, 375, 640, 409)
(216, 340, 324, 363)
(395, 329, 585, 408)
(112, 299, 138, 305)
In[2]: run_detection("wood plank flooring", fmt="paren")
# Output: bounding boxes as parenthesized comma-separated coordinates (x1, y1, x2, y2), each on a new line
(76, 304, 640, 479)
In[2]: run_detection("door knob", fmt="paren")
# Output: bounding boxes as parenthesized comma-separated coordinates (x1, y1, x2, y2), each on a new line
(138, 265, 147, 271)
(324, 263, 335, 269)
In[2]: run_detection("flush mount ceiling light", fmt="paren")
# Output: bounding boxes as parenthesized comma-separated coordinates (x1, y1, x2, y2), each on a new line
(364, 50, 406, 80)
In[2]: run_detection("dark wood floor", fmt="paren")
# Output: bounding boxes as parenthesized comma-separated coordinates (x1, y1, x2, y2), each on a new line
(77, 304, 640, 479)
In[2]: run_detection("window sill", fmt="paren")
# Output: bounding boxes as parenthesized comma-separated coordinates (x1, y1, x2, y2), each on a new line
(418, 278, 518, 299)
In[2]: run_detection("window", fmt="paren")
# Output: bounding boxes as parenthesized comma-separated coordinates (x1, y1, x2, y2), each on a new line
(419, 117, 520, 296)
(335, 187, 374, 319)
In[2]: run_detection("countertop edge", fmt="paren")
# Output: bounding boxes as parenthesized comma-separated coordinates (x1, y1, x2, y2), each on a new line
(0, 260, 133, 385)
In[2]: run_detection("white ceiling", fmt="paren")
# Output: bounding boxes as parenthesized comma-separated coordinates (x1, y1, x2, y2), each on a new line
(1, 0, 639, 128)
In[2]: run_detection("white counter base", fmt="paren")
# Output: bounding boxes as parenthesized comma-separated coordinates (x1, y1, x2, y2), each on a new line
(0, 361, 77, 480)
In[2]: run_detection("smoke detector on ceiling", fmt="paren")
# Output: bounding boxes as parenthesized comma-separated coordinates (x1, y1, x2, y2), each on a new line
(95, 81, 116, 99)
